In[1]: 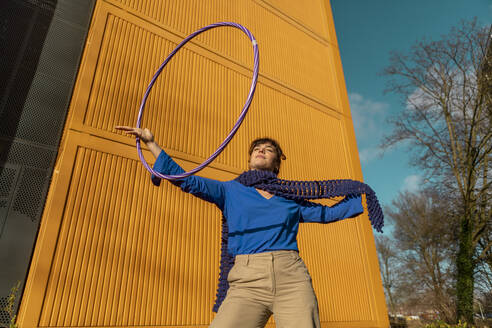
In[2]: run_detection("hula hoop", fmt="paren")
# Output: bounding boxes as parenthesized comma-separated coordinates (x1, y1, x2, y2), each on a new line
(136, 22, 259, 180)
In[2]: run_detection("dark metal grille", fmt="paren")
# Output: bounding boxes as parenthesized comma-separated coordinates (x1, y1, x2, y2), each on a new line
(0, 0, 96, 321)
(0, 167, 16, 198)
(0, 141, 55, 170)
(0, 296, 10, 326)
(12, 168, 49, 222)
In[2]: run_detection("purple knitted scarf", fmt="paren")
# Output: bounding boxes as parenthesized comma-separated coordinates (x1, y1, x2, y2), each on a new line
(212, 169, 384, 312)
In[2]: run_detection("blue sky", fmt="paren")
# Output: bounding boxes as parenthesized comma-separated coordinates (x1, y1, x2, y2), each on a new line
(330, 0, 492, 210)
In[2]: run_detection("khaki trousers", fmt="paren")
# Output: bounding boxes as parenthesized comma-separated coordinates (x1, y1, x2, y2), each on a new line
(210, 250, 320, 328)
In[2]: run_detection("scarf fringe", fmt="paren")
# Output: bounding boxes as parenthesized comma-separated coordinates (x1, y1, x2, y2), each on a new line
(234, 170, 384, 232)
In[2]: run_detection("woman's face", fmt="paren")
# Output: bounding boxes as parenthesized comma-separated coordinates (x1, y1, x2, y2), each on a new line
(249, 142, 277, 172)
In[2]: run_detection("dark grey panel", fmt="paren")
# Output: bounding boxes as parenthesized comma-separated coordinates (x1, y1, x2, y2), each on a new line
(36, 17, 87, 83)
(0, 1, 54, 134)
(0, 164, 20, 236)
(15, 72, 73, 146)
(54, 0, 95, 28)
(0, 0, 96, 323)
(0, 139, 55, 170)
(12, 167, 51, 222)
(0, 167, 17, 199)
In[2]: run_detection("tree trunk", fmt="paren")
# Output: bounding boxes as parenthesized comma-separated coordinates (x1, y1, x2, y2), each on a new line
(456, 215, 475, 323)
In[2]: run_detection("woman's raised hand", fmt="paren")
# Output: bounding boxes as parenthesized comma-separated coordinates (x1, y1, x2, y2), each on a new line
(115, 126, 162, 158)
(115, 126, 154, 144)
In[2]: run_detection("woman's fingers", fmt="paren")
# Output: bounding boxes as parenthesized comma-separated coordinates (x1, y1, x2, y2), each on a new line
(115, 125, 138, 132)
(115, 126, 142, 137)
(115, 126, 154, 143)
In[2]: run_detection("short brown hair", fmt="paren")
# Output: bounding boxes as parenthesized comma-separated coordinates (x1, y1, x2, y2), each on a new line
(248, 137, 286, 174)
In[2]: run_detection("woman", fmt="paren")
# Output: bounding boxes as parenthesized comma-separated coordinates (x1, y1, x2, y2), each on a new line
(115, 126, 364, 328)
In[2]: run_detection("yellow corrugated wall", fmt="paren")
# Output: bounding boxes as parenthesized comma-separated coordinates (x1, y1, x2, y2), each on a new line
(18, 0, 389, 327)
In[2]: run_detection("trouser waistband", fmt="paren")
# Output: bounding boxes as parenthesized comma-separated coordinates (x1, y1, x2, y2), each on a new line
(234, 250, 299, 264)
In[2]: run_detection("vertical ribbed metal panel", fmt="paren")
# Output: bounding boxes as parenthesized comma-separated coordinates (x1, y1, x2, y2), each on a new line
(106, 0, 339, 108)
(81, 12, 349, 176)
(18, 0, 388, 327)
(299, 218, 373, 321)
(38, 146, 221, 326)
(260, 0, 330, 39)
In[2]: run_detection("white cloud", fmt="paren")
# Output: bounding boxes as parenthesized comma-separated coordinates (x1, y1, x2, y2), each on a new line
(349, 93, 388, 114)
(348, 93, 389, 163)
(407, 66, 477, 121)
(407, 87, 435, 111)
(349, 92, 388, 138)
(359, 147, 384, 164)
(401, 175, 422, 193)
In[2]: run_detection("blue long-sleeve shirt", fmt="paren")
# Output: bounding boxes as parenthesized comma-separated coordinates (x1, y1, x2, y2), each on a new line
(152, 150, 364, 256)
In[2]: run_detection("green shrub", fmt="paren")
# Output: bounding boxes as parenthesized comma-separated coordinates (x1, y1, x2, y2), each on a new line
(424, 320, 471, 328)
(3, 281, 20, 328)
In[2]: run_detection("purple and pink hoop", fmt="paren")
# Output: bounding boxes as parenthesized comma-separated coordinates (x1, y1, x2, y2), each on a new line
(136, 22, 259, 180)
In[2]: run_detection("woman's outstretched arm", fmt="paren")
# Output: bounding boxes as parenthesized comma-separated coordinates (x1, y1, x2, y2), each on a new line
(299, 194, 364, 223)
(115, 126, 226, 209)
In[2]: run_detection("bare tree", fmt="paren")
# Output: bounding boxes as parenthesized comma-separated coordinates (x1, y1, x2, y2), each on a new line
(382, 19, 492, 323)
(476, 23, 492, 306)
(477, 225, 492, 295)
(475, 260, 492, 297)
(482, 291, 492, 316)
(386, 189, 456, 322)
(375, 235, 400, 314)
